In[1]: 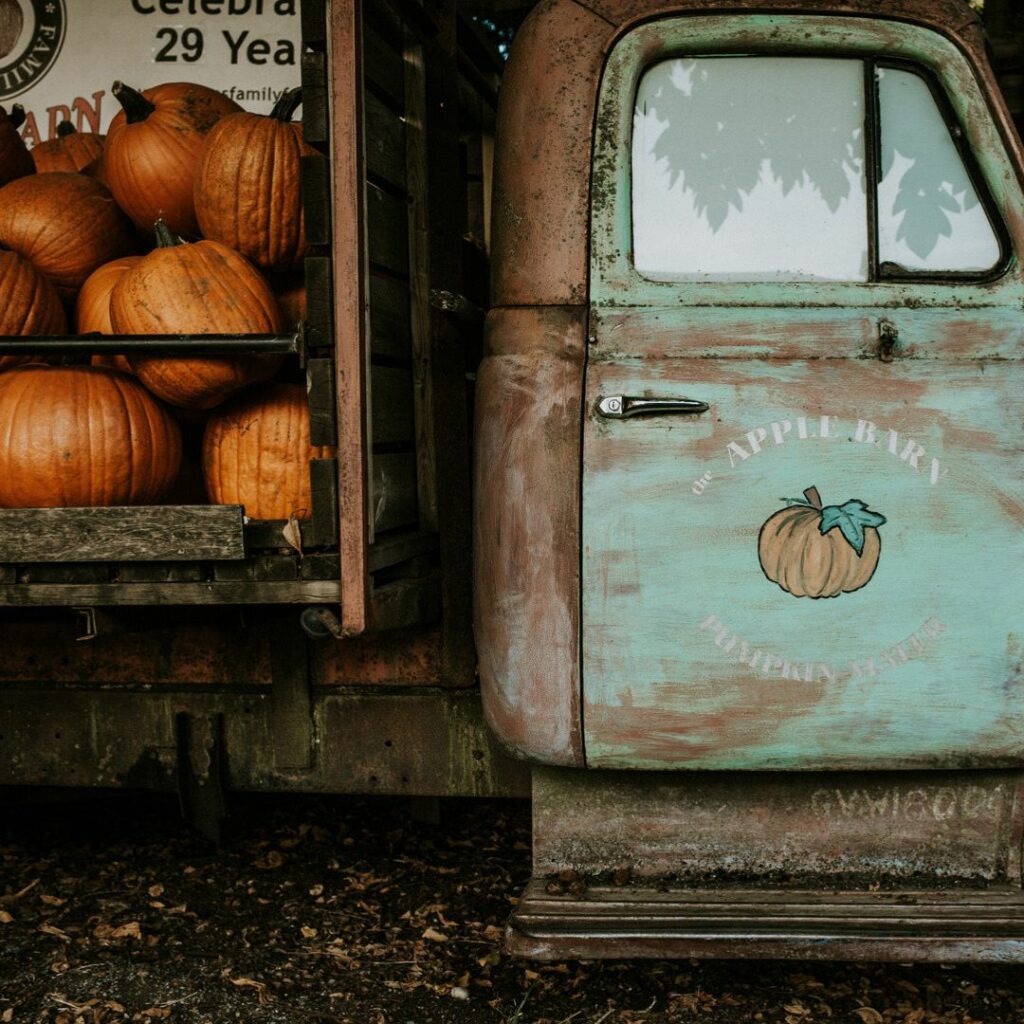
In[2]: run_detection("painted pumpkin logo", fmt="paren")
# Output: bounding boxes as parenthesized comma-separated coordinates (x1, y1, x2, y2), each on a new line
(758, 485, 887, 599)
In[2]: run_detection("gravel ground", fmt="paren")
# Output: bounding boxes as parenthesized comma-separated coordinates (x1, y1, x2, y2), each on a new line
(1, 791, 1024, 1024)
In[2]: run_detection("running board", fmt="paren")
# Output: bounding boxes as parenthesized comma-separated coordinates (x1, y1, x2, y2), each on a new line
(508, 880, 1024, 961)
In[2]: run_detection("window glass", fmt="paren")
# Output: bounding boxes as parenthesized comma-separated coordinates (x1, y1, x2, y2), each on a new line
(877, 67, 999, 273)
(632, 57, 868, 282)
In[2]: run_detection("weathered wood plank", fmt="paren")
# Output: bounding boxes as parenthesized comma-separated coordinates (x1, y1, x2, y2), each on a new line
(301, 153, 331, 247)
(404, 32, 438, 531)
(365, 90, 406, 191)
(371, 363, 415, 445)
(369, 273, 412, 360)
(0, 506, 245, 562)
(116, 563, 205, 583)
(213, 556, 298, 582)
(0, 580, 340, 606)
(371, 452, 419, 534)
(367, 529, 438, 573)
(300, 50, 328, 145)
(299, 0, 327, 48)
(303, 256, 334, 349)
(307, 357, 338, 447)
(362, 22, 405, 110)
(299, 552, 340, 580)
(330, 0, 372, 635)
(367, 181, 409, 276)
(309, 457, 340, 549)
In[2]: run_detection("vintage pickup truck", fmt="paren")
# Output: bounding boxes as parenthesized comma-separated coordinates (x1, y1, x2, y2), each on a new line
(1, 0, 1022, 962)
(476, 0, 1024, 959)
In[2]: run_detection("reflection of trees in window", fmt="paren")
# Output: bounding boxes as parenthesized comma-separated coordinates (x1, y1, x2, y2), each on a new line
(878, 69, 980, 261)
(640, 59, 983, 261)
(641, 59, 863, 233)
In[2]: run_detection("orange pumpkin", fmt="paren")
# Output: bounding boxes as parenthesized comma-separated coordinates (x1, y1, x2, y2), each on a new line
(31, 121, 105, 173)
(110, 221, 283, 409)
(0, 104, 34, 187)
(757, 486, 887, 599)
(104, 81, 242, 237)
(77, 255, 142, 335)
(202, 382, 333, 520)
(0, 250, 66, 368)
(0, 365, 182, 507)
(194, 87, 315, 270)
(77, 255, 142, 374)
(0, 172, 135, 299)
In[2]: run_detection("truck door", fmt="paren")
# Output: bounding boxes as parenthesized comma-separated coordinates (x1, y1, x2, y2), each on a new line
(582, 16, 1024, 769)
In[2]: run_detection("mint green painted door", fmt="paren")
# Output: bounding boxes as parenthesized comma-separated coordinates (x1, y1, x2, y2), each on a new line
(582, 17, 1024, 770)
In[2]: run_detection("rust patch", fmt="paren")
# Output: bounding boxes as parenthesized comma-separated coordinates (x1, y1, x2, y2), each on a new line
(311, 626, 443, 687)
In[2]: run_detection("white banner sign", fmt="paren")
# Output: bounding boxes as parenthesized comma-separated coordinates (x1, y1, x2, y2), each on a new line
(0, 0, 301, 146)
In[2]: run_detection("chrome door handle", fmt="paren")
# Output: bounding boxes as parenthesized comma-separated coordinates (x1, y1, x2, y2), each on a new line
(596, 395, 709, 419)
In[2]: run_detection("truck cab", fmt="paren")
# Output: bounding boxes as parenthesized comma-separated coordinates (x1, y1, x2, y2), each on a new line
(476, 0, 1024, 959)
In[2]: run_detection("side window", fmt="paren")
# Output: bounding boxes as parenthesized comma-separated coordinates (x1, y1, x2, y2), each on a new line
(633, 58, 868, 282)
(632, 57, 1003, 282)
(877, 67, 1000, 272)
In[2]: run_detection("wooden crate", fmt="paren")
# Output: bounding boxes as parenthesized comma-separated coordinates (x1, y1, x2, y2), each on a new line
(0, 0, 491, 683)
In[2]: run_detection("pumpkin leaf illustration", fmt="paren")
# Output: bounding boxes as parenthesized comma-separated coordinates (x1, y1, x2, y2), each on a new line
(818, 499, 887, 556)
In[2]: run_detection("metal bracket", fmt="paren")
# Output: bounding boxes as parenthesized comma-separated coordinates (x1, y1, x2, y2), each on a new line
(74, 607, 97, 642)
(878, 318, 900, 362)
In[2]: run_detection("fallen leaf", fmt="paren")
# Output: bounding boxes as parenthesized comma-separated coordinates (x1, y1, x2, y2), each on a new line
(282, 514, 303, 557)
(2, 1009, 12, 1022)
(422, 927, 448, 942)
(228, 977, 268, 1004)
(0, 910, 12, 924)
(38, 923, 70, 941)
(111, 921, 142, 940)
(148, 884, 164, 898)
(40, 894, 66, 907)
(854, 1009, 883, 1024)
(140, 1009, 171, 1019)
(0, 879, 38, 905)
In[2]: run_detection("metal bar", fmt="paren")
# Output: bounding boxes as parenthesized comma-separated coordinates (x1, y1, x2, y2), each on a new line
(0, 334, 300, 355)
(507, 880, 1024, 963)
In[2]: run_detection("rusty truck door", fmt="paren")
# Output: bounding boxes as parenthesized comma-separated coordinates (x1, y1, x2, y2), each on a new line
(582, 16, 1024, 769)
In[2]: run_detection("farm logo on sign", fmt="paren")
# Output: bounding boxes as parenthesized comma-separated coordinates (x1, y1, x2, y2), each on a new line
(0, 0, 66, 100)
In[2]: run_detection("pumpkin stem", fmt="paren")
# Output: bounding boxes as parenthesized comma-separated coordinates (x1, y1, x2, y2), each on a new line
(6, 103, 26, 130)
(153, 219, 182, 249)
(112, 81, 156, 125)
(270, 87, 303, 123)
(803, 486, 823, 509)
(56, 120, 77, 138)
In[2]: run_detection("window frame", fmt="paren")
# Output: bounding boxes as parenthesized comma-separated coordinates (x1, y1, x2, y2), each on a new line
(590, 14, 1024, 310)
(870, 57, 1011, 284)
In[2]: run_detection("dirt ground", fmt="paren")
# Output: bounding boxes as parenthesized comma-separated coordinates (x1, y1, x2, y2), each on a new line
(1, 791, 1024, 1024)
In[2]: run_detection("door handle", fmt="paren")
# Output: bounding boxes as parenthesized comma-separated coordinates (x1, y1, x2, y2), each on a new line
(596, 395, 710, 419)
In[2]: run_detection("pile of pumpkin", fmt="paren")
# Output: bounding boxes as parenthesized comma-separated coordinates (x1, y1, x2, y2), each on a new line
(0, 81, 330, 520)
